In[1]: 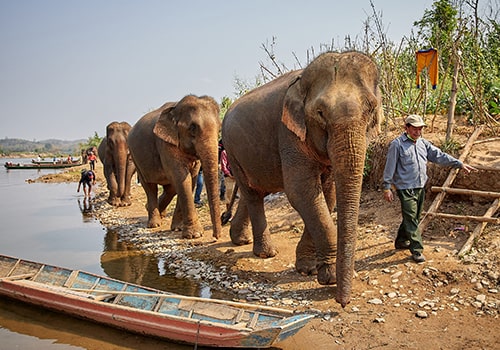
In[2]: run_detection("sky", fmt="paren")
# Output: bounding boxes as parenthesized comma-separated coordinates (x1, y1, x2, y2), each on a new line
(0, 0, 434, 141)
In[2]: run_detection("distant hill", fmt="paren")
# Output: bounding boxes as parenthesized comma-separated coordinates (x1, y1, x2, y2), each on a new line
(0, 138, 86, 155)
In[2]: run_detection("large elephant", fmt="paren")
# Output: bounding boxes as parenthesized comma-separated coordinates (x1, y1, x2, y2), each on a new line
(98, 121, 136, 207)
(222, 51, 382, 307)
(128, 95, 222, 239)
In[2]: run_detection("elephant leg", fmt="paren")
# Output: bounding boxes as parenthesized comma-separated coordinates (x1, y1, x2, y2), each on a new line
(295, 228, 318, 275)
(142, 182, 162, 228)
(245, 191, 277, 258)
(229, 197, 252, 245)
(120, 163, 136, 207)
(104, 165, 121, 206)
(175, 176, 204, 239)
(171, 202, 183, 231)
(158, 185, 175, 218)
(296, 172, 336, 276)
(285, 171, 336, 285)
(120, 176, 133, 206)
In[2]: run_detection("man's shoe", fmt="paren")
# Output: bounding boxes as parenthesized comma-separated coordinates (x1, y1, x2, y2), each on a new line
(412, 252, 426, 263)
(395, 240, 411, 249)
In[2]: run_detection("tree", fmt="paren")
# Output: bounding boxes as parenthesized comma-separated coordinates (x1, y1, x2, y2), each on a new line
(79, 132, 102, 152)
(220, 96, 233, 119)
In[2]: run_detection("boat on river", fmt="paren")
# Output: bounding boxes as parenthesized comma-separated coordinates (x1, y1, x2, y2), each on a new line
(31, 156, 81, 165)
(4, 160, 81, 169)
(0, 254, 315, 348)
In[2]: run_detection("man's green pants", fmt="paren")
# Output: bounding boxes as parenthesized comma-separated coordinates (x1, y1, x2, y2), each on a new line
(396, 188, 425, 254)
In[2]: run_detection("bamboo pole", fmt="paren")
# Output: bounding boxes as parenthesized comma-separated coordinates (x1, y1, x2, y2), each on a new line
(459, 198, 500, 256)
(473, 137, 500, 145)
(430, 186, 500, 198)
(423, 212, 499, 224)
(419, 126, 484, 232)
(468, 164, 500, 172)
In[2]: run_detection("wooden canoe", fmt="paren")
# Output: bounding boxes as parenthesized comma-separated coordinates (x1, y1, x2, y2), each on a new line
(4, 161, 82, 169)
(0, 254, 315, 348)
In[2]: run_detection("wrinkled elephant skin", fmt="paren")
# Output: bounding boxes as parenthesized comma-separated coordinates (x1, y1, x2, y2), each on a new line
(98, 121, 136, 207)
(128, 95, 222, 240)
(222, 52, 382, 307)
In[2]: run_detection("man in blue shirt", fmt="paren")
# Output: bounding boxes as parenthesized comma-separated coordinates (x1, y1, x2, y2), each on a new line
(382, 115, 476, 263)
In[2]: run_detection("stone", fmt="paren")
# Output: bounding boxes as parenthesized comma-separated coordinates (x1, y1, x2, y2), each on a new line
(391, 271, 403, 279)
(416, 310, 428, 318)
(476, 294, 486, 303)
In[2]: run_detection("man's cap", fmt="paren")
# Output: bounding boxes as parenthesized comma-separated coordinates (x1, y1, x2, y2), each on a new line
(405, 114, 427, 127)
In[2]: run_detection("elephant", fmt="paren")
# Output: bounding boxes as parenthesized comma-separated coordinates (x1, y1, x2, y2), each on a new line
(221, 51, 382, 307)
(81, 146, 97, 164)
(97, 121, 136, 207)
(127, 95, 223, 239)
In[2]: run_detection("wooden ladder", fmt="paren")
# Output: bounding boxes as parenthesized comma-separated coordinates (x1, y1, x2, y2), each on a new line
(419, 126, 500, 255)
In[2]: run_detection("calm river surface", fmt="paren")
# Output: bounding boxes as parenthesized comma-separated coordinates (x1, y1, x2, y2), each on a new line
(0, 158, 208, 350)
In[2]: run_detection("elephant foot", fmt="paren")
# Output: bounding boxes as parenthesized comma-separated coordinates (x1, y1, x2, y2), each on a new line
(253, 243, 278, 258)
(182, 228, 202, 239)
(119, 200, 132, 207)
(147, 216, 162, 228)
(295, 256, 318, 276)
(108, 198, 121, 206)
(230, 235, 252, 246)
(317, 263, 336, 285)
(229, 226, 252, 246)
(170, 223, 182, 232)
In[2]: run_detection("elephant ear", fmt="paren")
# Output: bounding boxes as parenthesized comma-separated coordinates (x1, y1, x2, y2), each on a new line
(282, 76, 307, 142)
(366, 87, 383, 141)
(153, 106, 179, 146)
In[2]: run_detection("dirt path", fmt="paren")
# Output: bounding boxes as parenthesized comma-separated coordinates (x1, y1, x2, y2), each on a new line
(35, 118, 499, 349)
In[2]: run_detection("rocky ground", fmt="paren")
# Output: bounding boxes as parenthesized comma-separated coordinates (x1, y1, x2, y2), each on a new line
(35, 117, 499, 350)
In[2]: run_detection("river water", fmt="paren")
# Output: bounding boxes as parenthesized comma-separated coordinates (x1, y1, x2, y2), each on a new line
(0, 158, 207, 350)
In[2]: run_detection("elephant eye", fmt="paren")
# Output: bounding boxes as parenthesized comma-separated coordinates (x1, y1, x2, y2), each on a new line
(317, 110, 324, 118)
(188, 123, 198, 135)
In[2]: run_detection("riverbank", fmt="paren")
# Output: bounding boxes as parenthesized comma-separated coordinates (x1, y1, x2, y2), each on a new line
(34, 151, 499, 349)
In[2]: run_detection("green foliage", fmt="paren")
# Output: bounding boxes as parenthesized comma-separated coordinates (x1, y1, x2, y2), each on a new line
(79, 132, 102, 152)
(233, 75, 263, 97)
(363, 143, 374, 179)
(438, 137, 461, 157)
(240, 0, 499, 138)
(220, 96, 233, 119)
(414, 0, 457, 50)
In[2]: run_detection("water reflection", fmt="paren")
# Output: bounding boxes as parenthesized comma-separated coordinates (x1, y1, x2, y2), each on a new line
(0, 297, 198, 350)
(100, 228, 204, 297)
(77, 197, 94, 222)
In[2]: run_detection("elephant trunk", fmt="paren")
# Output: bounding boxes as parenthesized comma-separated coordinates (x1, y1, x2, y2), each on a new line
(330, 125, 367, 308)
(115, 144, 128, 198)
(199, 149, 223, 239)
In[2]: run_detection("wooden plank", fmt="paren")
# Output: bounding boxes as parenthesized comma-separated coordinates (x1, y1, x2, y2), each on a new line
(248, 312, 260, 329)
(431, 186, 500, 198)
(63, 270, 80, 288)
(458, 198, 500, 256)
(234, 309, 245, 324)
(423, 212, 499, 223)
(420, 126, 484, 232)
(0, 273, 35, 281)
(70, 288, 294, 314)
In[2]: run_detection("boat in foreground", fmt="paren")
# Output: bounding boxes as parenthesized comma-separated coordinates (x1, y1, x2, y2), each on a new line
(0, 254, 315, 348)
